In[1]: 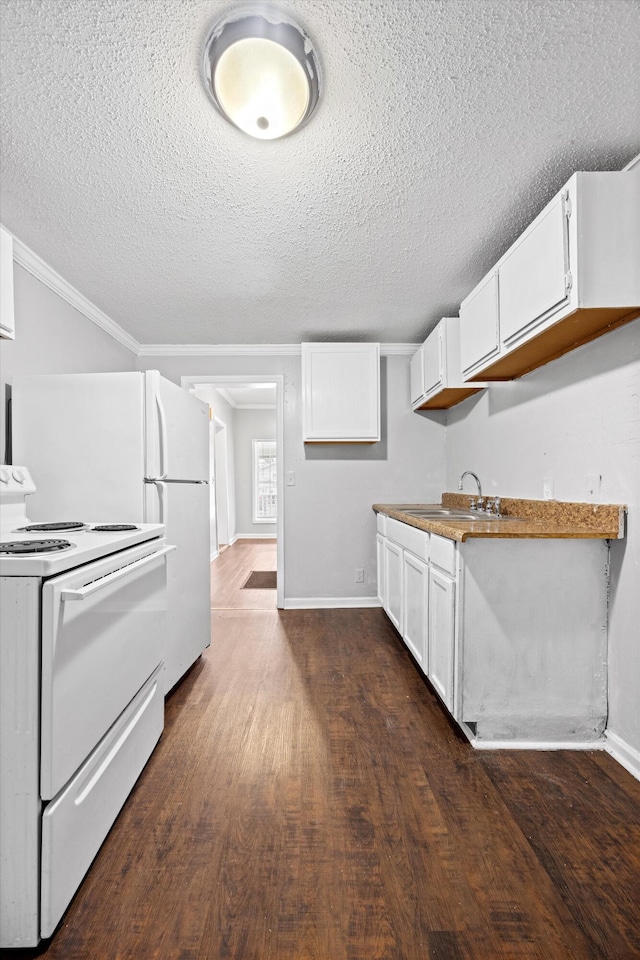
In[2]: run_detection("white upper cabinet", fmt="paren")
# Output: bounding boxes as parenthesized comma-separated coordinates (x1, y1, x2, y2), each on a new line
(0, 226, 15, 341)
(461, 171, 640, 382)
(409, 344, 425, 406)
(498, 191, 569, 345)
(301, 342, 380, 442)
(423, 322, 444, 395)
(412, 317, 486, 410)
(459, 274, 500, 379)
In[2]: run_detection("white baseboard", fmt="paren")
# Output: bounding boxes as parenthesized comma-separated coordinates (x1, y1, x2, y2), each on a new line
(234, 533, 278, 540)
(210, 550, 219, 561)
(469, 738, 606, 751)
(606, 730, 640, 781)
(284, 597, 382, 610)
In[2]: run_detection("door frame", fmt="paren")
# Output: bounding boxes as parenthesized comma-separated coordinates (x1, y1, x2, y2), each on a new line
(212, 416, 231, 553)
(182, 375, 284, 609)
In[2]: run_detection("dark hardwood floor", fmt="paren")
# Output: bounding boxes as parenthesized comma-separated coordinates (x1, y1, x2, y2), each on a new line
(8, 541, 640, 959)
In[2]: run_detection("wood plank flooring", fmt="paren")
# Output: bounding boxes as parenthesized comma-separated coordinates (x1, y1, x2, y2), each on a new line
(210, 538, 277, 610)
(7, 541, 640, 959)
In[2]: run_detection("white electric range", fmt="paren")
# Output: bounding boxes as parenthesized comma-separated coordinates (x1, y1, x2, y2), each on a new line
(0, 467, 174, 948)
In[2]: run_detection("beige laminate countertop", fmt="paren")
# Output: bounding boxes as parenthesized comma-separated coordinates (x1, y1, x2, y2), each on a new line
(373, 493, 626, 543)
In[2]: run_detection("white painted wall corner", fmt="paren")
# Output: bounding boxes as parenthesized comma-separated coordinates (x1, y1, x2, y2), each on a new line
(605, 730, 640, 782)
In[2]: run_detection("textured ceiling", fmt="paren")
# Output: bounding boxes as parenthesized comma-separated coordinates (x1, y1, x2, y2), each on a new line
(1, 0, 639, 346)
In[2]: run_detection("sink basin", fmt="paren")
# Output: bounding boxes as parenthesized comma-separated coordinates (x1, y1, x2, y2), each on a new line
(400, 508, 522, 522)
(402, 509, 481, 520)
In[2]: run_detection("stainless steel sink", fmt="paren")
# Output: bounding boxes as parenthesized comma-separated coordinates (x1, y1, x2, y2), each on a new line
(400, 508, 522, 522)
(401, 508, 465, 517)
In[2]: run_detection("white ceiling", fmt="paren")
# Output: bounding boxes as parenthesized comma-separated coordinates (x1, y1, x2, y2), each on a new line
(196, 383, 277, 408)
(1, 0, 639, 347)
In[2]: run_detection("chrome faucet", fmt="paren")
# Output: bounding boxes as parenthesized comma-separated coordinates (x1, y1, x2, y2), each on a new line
(458, 471, 483, 509)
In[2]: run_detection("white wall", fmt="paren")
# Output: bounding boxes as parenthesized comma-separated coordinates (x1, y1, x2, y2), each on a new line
(233, 407, 276, 537)
(445, 318, 640, 761)
(136, 352, 446, 602)
(1, 263, 136, 461)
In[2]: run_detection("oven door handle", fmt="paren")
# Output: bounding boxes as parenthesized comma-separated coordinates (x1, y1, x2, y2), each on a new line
(59, 545, 175, 602)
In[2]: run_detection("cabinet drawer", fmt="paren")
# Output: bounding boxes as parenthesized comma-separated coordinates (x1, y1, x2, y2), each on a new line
(386, 517, 429, 560)
(429, 534, 456, 575)
(376, 512, 387, 536)
(40, 664, 164, 938)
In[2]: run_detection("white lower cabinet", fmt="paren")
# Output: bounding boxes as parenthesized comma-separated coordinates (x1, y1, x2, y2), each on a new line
(376, 516, 610, 747)
(376, 533, 386, 607)
(402, 552, 428, 669)
(383, 539, 403, 634)
(427, 566, 455, 711)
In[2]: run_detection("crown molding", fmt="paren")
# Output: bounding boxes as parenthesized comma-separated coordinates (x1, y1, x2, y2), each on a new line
(623, 152, 640, 172)
(4, 228, 420, 358)
(9, 231, 141, 355)
(138, 342, 419, 357)
(138, 343, 302, 357)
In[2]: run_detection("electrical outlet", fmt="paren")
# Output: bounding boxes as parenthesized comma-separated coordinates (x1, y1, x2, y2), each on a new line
(543, 477, 554, 500)
(355, 568, 364, 583)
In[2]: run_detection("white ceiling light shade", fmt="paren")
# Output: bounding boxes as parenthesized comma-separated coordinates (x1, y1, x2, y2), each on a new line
(203, 12, 321, 140)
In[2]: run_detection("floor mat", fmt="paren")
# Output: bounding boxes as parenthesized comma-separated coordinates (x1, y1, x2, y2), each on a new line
(242, 570, 277, 589)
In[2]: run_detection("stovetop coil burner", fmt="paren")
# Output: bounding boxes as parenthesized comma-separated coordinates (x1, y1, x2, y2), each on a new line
(19, 522, 86, 532)
(92, 524, 139, 532)
(0, 539, 73, 555)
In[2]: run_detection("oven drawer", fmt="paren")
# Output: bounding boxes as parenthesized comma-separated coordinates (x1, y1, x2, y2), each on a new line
(40, 663, 163, 939)
(41, 541, 170, 800)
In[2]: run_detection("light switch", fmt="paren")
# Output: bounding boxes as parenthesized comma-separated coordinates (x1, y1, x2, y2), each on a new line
(286, 471, 296, 486)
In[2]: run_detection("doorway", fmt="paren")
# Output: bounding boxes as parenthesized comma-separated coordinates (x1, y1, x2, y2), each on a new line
(184, 375, 284, 609)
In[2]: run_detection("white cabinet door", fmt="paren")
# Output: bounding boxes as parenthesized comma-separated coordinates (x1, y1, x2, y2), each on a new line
(376, 533, 386, 607)
(428, 567, 455, 711)
(409, 344, 425, 405)
(0, 226, 15, 340)
(413, 317, 486, 410)
(459, 272, 499, 376)
(499, 191, 569, 345)
(402, 552, 428, 669)
(301, 342, 380, 441)
(423, 324, 444, 395)
(384, 539, 403, 634)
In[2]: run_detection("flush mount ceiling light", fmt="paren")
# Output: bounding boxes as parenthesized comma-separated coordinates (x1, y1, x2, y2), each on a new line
(202, 11, 321, 140)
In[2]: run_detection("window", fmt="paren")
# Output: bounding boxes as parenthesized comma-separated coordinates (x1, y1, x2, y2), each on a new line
(253, 440, 277, 523)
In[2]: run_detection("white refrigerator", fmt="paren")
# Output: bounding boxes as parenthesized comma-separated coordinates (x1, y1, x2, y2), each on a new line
(11, 370, 211, 694)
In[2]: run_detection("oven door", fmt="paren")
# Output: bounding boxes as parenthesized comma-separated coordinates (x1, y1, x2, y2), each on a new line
(41, 539, 173, 800)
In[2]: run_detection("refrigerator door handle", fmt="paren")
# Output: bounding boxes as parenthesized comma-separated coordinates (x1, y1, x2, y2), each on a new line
(156, 393, 169, 480)
(143, 479, 168, 525)
(144, 478, 208, 484)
